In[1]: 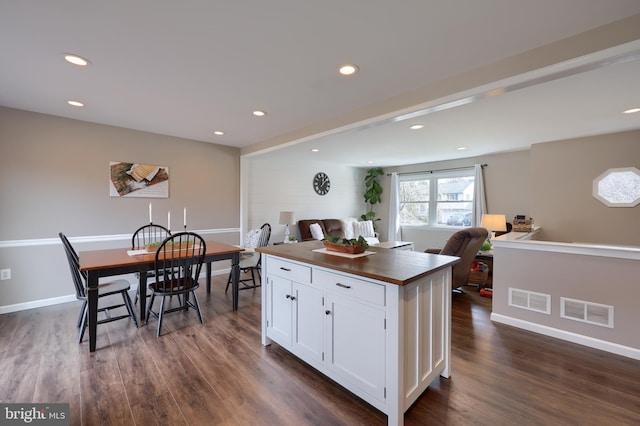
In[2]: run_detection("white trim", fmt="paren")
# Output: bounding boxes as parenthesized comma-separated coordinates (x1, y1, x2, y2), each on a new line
(0, 294, 78, 314)
(490, 313, 640, 361)
(491, 237, 640, 260)
(0, 228, 240, 249)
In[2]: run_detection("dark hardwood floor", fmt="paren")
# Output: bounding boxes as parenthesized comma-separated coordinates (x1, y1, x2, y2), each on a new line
(1, 275, 639, 425)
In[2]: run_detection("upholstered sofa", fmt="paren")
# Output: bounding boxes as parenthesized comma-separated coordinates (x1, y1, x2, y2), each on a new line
(298, 219, 346, 241)
(298, 217, 379, 244)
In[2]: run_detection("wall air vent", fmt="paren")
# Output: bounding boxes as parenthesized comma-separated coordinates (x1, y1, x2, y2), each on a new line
(561, 297, 614, 328)
(508, 288, 551, 314)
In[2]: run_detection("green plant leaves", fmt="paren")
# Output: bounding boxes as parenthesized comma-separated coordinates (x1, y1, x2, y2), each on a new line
(323, 235, 369, 249)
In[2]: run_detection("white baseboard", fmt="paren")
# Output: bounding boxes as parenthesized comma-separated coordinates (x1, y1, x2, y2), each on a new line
(0, 294, 78, 314)
(490, 312, 640, 361)
(0, 269, 230, 315)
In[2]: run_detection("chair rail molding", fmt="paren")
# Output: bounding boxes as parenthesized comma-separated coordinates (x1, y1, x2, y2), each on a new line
(0, 228, 240, 249)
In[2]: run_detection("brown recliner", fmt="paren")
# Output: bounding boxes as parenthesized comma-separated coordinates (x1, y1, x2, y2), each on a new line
(425, 227, 489, 294)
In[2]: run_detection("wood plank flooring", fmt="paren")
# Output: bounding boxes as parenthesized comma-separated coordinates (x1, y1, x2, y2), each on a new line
(1, 275, 640, 425)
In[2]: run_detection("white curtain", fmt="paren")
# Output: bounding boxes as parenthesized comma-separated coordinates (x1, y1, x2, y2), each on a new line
(387, 172, 401, 241)
(473, 164, 487, 227)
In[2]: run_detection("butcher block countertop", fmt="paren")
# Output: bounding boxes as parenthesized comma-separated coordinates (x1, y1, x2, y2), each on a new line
(257, 240, 459, 286)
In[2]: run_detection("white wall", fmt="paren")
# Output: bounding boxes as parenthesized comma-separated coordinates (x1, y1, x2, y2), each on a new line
(242, 155, 365, 243)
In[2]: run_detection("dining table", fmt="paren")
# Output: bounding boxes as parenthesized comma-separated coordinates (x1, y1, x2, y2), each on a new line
(79, 240, 244, 352)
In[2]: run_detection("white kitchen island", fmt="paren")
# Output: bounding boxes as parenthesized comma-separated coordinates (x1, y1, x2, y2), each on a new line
(257, 241, 459, 426)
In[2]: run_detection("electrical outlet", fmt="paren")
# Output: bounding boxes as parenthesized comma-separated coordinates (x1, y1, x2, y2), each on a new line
(0, 269, 11, 280)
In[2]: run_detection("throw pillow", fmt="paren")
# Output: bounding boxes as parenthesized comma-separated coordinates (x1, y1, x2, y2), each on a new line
(309, 223, 325, 240)
(342, 217, 358, 240)
(353, 220, 375, 238)
(244, 228, 261, 248)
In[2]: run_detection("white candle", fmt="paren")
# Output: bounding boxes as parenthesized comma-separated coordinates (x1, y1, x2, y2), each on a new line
(149, 203, 152, 223)
(184, 208, 187, 228)
(167, 211, 171, 232)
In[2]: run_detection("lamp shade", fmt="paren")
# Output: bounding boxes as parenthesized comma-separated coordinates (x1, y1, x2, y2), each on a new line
(480, 214, 507, 232)
(279, 211, 296, 225)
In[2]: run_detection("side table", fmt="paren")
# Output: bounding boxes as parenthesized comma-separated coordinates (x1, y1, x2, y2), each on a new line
(475, 250, 494, 288)
(373, 241, 414, 251)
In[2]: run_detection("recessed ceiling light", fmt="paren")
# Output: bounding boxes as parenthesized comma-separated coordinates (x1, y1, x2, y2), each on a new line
(623, 107, 640, 114)
(409, 124, 424, 130)
(367, 160, 374, 164)
(338, 64, 359, 76)
(67, 100, 84, 107)
(253, 110, 266, 117)
(64, 54, 90, 66)
(457, 146, 467, 151)
(311, 148, 319, 152)
(214, 131, 224, 136)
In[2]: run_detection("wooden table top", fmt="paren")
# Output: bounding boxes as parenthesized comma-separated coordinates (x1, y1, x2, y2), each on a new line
(257, 240, 459, 286)
(80, 240, 244, 271)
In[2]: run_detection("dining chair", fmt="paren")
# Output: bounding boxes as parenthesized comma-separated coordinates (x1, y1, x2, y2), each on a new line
(59, 232, 138, 343)
(131, 224, 171, 305)
(146, 231, 206, 336)
(225, 223, 271, 293)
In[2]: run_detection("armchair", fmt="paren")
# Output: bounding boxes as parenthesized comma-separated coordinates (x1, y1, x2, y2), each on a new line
(425, 227, 488, 295)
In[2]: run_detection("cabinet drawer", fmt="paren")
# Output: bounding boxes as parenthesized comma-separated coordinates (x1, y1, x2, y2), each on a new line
(266, 256, 311, 283)
(314, 269, 385, 306)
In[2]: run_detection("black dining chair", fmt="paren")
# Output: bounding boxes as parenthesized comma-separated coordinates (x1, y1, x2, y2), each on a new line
(59, 232, 138, 343)
(146, 232, 206, 336)
(131, 224, 171, 305)
(226, 223, 271, 293)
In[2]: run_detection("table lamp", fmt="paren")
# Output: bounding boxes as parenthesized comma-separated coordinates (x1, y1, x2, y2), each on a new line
(279, 211, 296, 243)
(480, 213, 507, 240)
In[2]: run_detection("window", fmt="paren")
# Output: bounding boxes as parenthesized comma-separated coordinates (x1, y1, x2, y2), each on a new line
(399, 170, 475, 227)
(593, 167, 640, 207)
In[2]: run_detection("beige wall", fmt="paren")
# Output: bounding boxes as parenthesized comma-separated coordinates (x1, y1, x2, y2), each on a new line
(492, 240, 640, 357)
(384, 150, 531, 251)
(2, 104, 638, 311)
(0, 107, 240, 308)
(531, 130, 640, 245)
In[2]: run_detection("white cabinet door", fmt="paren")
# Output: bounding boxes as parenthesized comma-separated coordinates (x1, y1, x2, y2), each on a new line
(291, 282, 325, 365)
(266, 275, 293, 346)
(325, 294, 386, 403)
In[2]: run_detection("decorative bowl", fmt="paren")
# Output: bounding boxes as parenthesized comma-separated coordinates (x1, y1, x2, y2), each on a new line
(323, 241, 366, 254)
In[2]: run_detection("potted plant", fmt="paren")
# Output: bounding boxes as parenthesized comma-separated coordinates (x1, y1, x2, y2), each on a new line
(322, 236, 369, 254)
(361, 167, 384, 224)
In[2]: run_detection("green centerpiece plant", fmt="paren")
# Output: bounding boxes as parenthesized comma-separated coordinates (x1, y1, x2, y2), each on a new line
(323, 235, 369, 254)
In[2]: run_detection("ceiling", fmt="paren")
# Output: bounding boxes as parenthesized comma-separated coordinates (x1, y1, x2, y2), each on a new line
(1, 1, 640, 168)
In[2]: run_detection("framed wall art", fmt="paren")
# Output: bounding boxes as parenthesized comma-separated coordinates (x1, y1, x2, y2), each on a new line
(109, 161, 169, 198)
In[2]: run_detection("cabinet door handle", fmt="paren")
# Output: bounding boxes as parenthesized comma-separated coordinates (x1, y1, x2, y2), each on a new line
(290, 296, 296, 301)
(325, 310, 331, 315)
(280, 267, 291, 271)
(285, 294, 291, 299)
(335, 283, 351, 289)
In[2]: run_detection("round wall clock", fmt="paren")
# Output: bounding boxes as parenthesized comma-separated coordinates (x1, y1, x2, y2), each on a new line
(313, 172, 330, 195)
